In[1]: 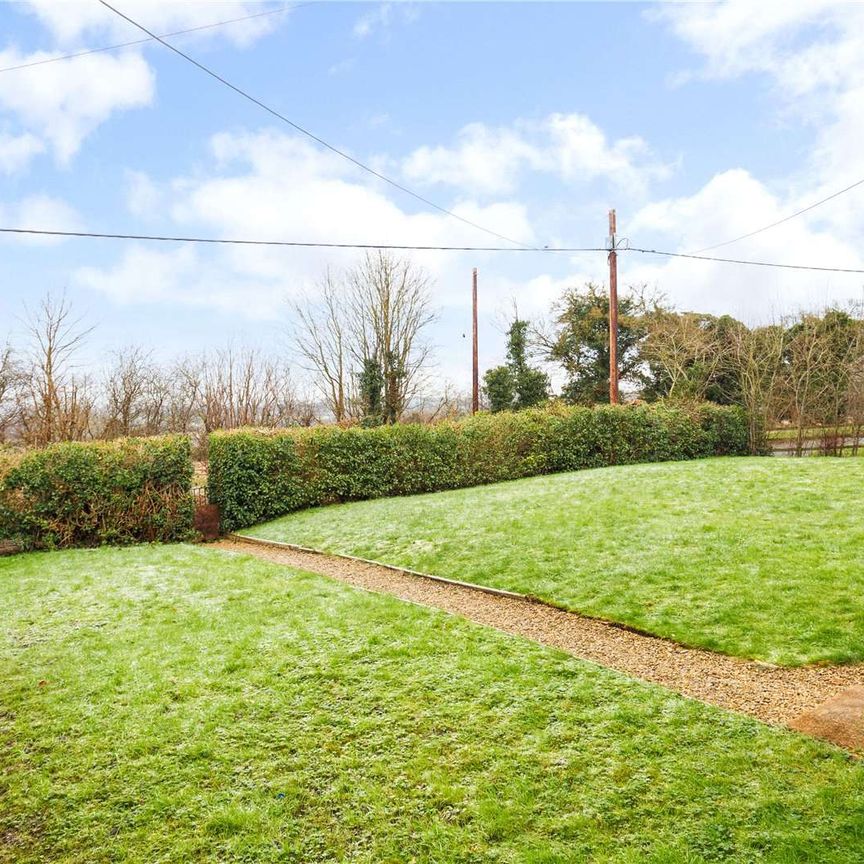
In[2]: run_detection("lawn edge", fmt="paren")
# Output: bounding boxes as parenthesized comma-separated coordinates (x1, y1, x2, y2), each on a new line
(228, 532, 532, 601)
(228, 532, 793, 667)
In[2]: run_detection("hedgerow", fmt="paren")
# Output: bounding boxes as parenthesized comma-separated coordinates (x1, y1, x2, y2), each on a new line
(209, 402, 750, 532)
(0, 435, 195, 550)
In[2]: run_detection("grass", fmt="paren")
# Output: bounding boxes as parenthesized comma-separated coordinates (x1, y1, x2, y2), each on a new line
(2, 544, 864, 862)
(244, 457, 864, 666)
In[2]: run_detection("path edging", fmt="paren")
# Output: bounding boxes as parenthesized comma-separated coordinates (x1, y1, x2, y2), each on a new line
(228, 533, 535, 602)
(217, 537, 864, 748)
(227, 533, 734, 649)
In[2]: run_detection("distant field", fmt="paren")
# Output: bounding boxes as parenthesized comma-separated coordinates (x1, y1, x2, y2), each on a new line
(766, 425, 857, 441)
(766, 426, 862, 455)
(3, 544, 864, 862)
(245, 457, 864, 666)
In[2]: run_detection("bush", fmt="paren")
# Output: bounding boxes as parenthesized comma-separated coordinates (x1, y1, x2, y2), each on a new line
(0, 435, 195, 550)
(209, 403, 750, 532)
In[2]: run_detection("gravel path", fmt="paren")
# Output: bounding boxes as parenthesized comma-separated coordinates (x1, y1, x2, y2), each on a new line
(214, 537, 864, 730)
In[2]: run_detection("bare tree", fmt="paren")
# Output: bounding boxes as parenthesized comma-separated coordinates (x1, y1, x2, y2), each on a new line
(347, 251, 436, 423)
(139, 368, 170, 437)
(101, 346, 164, 438)
(400, 382, 472, 424)
(199, 346, 297, 432)
(641, 310, 726, 401)
(291, 271, 353, 423)
(290, 253, 437, 424)
(726, 321, 786, 453)
(0, 343, 18, 442)
(821, 312, 864, 454)
(780, 310, 864, 455)
(163, 356, 203, 435)
(17, 293, 94, 446)
(846, 352, 864, 456)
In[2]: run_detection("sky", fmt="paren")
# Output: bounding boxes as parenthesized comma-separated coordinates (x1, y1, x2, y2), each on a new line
(1, 0, 864, 392)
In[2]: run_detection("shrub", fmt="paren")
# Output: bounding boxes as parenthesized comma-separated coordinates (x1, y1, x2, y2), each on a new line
(209, 403, 750, 532)
(0, 435, 195, 550)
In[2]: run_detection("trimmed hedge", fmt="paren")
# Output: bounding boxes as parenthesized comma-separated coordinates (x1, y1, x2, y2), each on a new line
(0, 435, 195, 550)
(209, 402, 750, 532)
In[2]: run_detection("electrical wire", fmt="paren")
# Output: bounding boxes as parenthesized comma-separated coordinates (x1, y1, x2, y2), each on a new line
(692, 175, 864, 254)
(0, 4, 310, 74)
(0, 226, 604, 253)
(11, 1, 862, 267)
(96, 0, 532, 250)
(627, 246, 864, 275)
(5, 227, 864, 273)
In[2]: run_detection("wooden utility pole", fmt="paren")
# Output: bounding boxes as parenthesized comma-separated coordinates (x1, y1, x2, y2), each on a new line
(472, 267, 479, 414)
(607, 209, 619, 405)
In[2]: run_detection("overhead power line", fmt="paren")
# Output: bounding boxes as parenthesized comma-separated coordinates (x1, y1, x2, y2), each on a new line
(5, 226, 864, 273)
(692, 175, 864, 254)
(628, 246, 864, 275)
(96, 0, 531, 250)
(0, 4, 310, 75)
(0, 226, 603, 253)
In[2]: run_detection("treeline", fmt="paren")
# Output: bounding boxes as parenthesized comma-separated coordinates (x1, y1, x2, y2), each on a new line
(0, 252, 447, 451)
(0, 295, 315, 452)
(483, 284, 864, 454)
(3, 255, 863, 458)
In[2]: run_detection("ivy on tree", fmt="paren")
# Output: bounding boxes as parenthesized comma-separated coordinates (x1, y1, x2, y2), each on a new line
(358, 356, 386, 426)
(483, 318, 549, 412)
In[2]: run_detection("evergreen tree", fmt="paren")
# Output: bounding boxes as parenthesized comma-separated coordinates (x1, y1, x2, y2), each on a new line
(483, 317, 548, 412)
(483, 365, 515, 413)
(538, 283, 648, 405)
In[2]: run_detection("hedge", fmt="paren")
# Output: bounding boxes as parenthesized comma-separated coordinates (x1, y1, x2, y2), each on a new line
(0, 435, 195, 550)
(209, 402, 750, 532)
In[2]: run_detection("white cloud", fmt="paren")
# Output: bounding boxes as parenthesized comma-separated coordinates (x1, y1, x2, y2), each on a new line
(623, 169, 864, 320)
(125, 170, 162, 218)
(0, 1, 294, 172)
(653, 1, 850, 93)
(367, 112, 392, 130)
(354, 4, 392, 40)
(402, 113, 672, 196)
(74, 244, 289, 319)
(618, 2, 864, 320)
(0, 194, 82, 244)
(77, 245, 198, 305)
(75, 128, 537, 319)
(328, 57, 355, 77)
(352, 3, 419, 41)
(0, 132, 44, 174)
(403, 123, 536, 196)
(656, 2, 864, 198)
(0, 49, 154, 164)
(23, 1, 284, 48)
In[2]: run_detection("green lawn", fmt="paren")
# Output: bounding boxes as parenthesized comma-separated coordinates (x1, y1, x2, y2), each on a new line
(2, 545, 864, 862)
(244, 457, 864, 666)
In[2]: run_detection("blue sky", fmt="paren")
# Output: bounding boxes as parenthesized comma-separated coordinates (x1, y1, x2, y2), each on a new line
(1, 1, 863, 390)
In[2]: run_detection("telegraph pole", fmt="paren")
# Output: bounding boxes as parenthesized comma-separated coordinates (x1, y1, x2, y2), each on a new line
(607, 209, 619, 405)
(472, 267, 479, 414)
